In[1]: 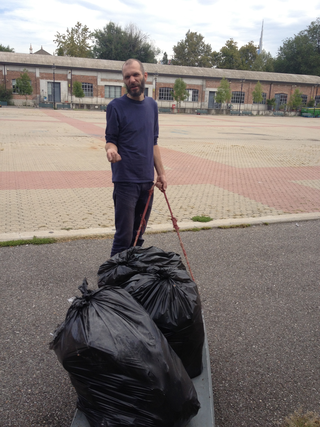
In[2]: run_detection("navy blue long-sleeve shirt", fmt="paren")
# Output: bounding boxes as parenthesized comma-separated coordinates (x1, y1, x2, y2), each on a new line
(105, 95, 159, 183)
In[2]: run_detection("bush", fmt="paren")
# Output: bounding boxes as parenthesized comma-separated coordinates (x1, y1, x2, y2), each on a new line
(0, 84, 13, 102)
(307, 98, 315, 107)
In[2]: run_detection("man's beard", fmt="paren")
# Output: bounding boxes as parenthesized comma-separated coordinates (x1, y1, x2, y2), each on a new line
(126, 77, 146, 98)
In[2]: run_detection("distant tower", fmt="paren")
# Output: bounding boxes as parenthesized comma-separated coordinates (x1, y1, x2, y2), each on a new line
(258, 20, 264, 54)
(29, 44, 33, 54)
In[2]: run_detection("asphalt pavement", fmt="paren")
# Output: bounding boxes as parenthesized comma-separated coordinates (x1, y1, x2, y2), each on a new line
(1, 220, 319, 427)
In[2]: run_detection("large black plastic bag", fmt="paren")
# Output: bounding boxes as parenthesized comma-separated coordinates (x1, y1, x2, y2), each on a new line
(120, 266, 205, 379)
(98, 246, 186, 288)
(50, 279, 200, 427)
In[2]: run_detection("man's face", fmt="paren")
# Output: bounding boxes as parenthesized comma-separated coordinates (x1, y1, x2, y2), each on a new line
(122, 61, 147, 100)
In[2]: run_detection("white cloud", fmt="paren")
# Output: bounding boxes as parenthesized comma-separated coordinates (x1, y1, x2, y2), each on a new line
(0, 0, 319, 58)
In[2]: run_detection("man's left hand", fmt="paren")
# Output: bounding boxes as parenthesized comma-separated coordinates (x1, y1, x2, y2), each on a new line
(155, 174, 167, 191)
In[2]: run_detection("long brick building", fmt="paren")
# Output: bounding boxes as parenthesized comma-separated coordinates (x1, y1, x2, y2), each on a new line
(1, 51, 320, 112)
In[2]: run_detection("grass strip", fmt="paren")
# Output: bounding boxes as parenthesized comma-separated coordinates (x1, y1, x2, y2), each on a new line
(0, 236, 57, 247)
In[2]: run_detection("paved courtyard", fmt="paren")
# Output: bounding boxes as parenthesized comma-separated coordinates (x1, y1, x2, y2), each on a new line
(0, 108, 319, 240)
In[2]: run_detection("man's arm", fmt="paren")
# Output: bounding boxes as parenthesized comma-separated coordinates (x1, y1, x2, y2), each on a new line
(154, 145, 167, 191)
(105, 142, 122, 163)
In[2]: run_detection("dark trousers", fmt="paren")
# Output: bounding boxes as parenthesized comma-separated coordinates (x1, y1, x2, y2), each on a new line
(111, 182, 154, 257)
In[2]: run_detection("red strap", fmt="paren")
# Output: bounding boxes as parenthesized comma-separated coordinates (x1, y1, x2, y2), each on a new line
(133, 184, 155, 247)
(133, 186, 195, 282)
(161, 189, 195, 281)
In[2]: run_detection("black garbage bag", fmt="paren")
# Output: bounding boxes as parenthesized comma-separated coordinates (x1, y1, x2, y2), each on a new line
(50, 279, 200, 427)
(98, 246, 186, 288)
(120, 266, 205, 379)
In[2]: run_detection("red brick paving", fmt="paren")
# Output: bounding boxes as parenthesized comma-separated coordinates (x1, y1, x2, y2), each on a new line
(1, 146, 319, 214)
(1, 111, 319, 216)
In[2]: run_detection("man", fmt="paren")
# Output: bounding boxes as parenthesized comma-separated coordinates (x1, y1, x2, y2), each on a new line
(105, 58, 167, 257)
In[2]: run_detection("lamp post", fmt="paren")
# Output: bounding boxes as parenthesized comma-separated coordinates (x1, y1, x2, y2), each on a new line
(314, 84, 319, 117)
(52, 64, 56, 109)
(238, 79, 245, 115)
(153, 74, 158, 101)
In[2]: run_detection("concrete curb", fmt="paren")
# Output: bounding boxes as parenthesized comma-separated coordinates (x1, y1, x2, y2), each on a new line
(1, 212, 319, 243)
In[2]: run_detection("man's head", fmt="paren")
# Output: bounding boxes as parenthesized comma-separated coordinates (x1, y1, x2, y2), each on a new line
(122, 59, 148, 101)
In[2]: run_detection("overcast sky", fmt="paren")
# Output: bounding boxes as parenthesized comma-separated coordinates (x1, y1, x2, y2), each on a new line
(1, 0, 320, 60)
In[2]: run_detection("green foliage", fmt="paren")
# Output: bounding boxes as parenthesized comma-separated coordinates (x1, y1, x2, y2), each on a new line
(251, 49, 274, 71)
(172, 78, 189, 106)
(252, 81, 263, 104)
(279, 408, 320, 427)
(212, 39, 241, 69)
(191, 215, 213, 222)
(0, 236, 56, 247)
(239, 41, 258, 70)
(267, 98, 276, 106)
(162, 52, 168, 65)
(213, 39, 258, 70)
(274, 18, 320, 75)
(15, 69, 33, 100)
(172, 30, 213, 67)
(215, 78, 231, 104)
(0, 43, 14, 52)
(307, 97, 315, 107)
(54, 22, 93, 58)
(72, 81, 85, 99)
(93, 22, 159, 63)
(288, 88, 303, 110)
(0, 84, 13, 102)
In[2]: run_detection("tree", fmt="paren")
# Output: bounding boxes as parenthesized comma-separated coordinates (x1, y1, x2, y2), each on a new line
(215, 78, 231, 104)
(161, 52, 168, 65)
(288, 88, 303, 110)
(0, 44, 14, 52)
(93, 22, 159, 63)
(274, 18, 320, 75)
(239, 41, 258, 70)
(15, 69, 33, 102)
(72, 81, 85, 103)
(212, 39, 241, 69)
(252, 81, 263, 113)
(0, 85, 13, 103)
(251, 50, 274, 72)
(172, 78, 189, 107)
(172, 30, 213, 67)
(54, 22, 93, 58)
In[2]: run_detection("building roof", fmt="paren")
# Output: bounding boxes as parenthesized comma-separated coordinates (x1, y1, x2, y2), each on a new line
(33, 47, 52, 55)
(1, 52, 320, 85)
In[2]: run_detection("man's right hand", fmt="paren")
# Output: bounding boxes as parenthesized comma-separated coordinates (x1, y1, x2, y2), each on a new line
(105, 143, 122, 163)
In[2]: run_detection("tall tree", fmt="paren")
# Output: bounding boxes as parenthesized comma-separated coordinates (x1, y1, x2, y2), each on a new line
(274, 18, 320, 75)
(54, 22, 93, 58)
(93, 22, 125, 60)
(172, 78, 189, 107)
(239, 41, 258, 70)
(215, 78, 231, 104)
(15, 69, 33, 101)
(161, 52, 168, 65)
(251, 50, 274, 72)
(212, 39, 241, 69)
(93, 22, 159, 63)
(0, 44, 14, 52)
(172, 30, 213, 67)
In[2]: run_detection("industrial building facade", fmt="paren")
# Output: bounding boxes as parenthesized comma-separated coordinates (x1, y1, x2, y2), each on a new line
(1, 52, 320, 112)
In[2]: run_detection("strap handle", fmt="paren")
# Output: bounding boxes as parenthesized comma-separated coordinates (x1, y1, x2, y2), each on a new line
(134, 186, 195, 282)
